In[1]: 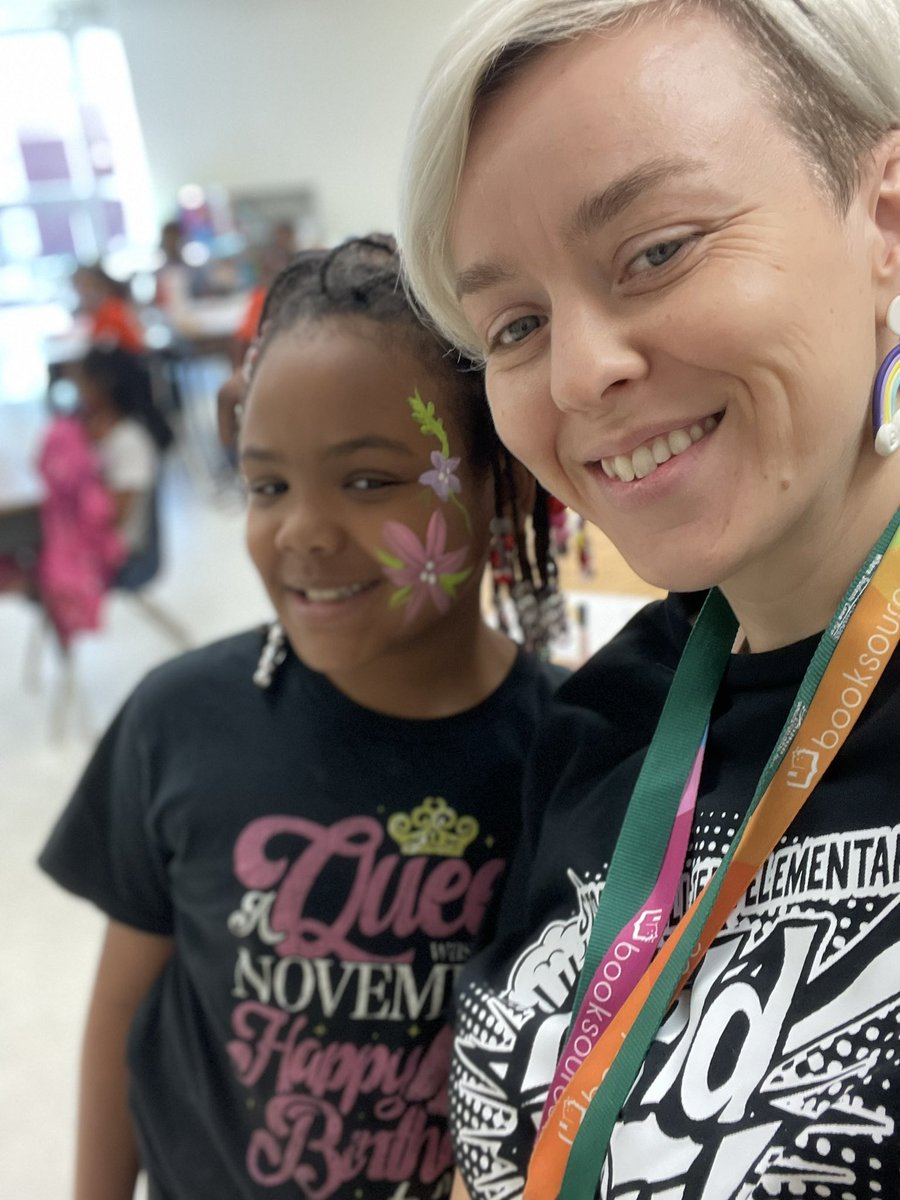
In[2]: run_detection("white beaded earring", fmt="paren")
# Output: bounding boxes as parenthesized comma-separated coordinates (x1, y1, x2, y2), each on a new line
(253, 622, 287, 688)
(873, 296, 900, 457)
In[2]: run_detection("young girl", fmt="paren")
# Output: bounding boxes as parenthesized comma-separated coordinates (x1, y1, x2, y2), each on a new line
(39, 235, 566, 1200)
(76, 345, 174, 559)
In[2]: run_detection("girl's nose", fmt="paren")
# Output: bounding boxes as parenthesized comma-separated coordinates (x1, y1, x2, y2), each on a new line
(273, 502, 345, 558)
(550, 302, 648, 415)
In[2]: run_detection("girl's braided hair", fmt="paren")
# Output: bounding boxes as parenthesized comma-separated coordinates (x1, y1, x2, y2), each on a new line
(246, 233, 564, 655)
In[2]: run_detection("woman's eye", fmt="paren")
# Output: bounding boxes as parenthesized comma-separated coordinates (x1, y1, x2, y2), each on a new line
(496, 314, 542, 347)
(630, 237, 691, 274)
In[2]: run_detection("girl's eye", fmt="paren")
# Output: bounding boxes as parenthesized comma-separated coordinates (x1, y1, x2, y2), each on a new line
(245, 479, 286, 498)
(496, 314, 542, 347)
(630, 236, 691, 275)
(347, 477, 394, 492)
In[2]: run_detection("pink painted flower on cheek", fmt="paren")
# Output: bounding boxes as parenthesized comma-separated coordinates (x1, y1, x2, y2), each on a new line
(378, 510, 472, 621)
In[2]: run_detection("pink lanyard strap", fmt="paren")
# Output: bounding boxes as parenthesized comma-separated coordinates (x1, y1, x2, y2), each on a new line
(540, 728, 707, 1127)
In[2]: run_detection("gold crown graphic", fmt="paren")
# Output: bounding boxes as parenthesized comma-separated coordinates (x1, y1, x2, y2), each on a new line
(387, 796, 479, 857)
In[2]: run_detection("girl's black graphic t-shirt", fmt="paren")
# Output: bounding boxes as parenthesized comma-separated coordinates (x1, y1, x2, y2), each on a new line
(40, 631, 565, 1200)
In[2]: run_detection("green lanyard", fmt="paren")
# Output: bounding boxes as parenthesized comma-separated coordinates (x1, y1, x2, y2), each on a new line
(559, 508, 900, 1199)
(567, 586, 736, 1021)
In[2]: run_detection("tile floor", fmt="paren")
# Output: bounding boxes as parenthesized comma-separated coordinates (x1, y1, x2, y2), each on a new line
(0, 401, 651, 1198)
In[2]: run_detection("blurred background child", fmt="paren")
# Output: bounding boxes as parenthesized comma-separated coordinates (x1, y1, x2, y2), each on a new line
(75, 345, 173, 557)
(71, 264, 146, 355)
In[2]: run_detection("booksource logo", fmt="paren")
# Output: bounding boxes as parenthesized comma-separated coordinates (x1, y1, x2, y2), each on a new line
(632, 908, 664, 943)
(785, 747, 820, 791)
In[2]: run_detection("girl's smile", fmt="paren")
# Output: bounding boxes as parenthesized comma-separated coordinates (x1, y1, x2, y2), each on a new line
(288, 580, 381, 603)
(282, 577, 384, 618)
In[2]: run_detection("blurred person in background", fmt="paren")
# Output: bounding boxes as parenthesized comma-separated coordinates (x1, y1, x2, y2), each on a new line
(75, 345, 173, 556)
(153, 218, 193, 328)
(72, 263, 146, 355)
(233, 221, 302, 367)
(217, 223, 304, 456)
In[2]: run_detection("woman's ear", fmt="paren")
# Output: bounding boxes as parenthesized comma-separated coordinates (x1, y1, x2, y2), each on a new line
(869, 130, 900, 320)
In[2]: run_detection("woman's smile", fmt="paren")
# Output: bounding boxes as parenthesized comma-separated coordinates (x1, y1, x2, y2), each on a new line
(595, 414, 721, 484)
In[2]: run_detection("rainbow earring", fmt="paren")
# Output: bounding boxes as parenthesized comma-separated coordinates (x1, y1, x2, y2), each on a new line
(873, 296, 900, 457)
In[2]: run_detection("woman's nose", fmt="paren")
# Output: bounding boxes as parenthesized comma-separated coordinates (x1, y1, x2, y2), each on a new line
(273, 500, 345, 558)
(550, 302, 648, 414)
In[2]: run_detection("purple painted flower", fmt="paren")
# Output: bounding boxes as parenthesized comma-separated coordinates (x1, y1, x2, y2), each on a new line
(419, 451, 462, 502)
(379, 510, 471, 621)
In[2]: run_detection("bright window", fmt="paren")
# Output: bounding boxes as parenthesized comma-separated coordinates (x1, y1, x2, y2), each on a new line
(0, 21, 155, 402)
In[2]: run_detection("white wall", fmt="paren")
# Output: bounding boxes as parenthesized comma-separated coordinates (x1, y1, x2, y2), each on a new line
(108, 0, 471, 243)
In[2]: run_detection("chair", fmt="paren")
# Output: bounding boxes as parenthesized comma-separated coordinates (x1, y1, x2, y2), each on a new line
(113, 484, 192, 650)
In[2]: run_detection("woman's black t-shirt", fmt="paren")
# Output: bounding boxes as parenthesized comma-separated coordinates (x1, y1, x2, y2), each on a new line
(451, 593, 900, 1200)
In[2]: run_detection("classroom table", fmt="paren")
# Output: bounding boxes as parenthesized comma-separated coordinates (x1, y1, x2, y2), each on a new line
(0, 452, 43, 560)
(43, 293, 251, 375)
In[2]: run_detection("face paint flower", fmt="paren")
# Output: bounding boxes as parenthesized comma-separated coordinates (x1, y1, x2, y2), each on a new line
(378, 509, 472, 621)
(407, 390, 472, 531)
(419, 450, 462, 501)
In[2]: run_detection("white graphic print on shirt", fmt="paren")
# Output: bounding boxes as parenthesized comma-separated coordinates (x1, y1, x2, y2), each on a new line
(451, 818, 900, 1199)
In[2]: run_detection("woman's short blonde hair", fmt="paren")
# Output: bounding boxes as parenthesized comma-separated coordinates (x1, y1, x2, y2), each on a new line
(399, 0, 900, 357)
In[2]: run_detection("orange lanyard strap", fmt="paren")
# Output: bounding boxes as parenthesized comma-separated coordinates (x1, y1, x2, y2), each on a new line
(525, 510, 900, 1199)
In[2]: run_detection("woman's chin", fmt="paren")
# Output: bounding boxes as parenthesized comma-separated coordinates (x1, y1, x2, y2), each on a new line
(595, 534, 722, 597)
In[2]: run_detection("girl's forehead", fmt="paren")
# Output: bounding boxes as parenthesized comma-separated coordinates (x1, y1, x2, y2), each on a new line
(244, 321, 459, 445)
(272, 318, 438, 382)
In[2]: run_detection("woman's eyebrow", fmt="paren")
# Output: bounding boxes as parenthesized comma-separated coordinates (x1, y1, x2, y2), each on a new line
(563, 154, 701, 245)
(455, 154, 702, 299)
(456, 260, 517, 300)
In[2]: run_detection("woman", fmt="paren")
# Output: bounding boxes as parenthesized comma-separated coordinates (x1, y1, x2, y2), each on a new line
(398, 1, 900, 1197)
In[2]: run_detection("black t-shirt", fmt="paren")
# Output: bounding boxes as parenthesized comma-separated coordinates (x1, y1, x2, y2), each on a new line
(451, 593, 900, 1199)
(39, 630, 566, 1200)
